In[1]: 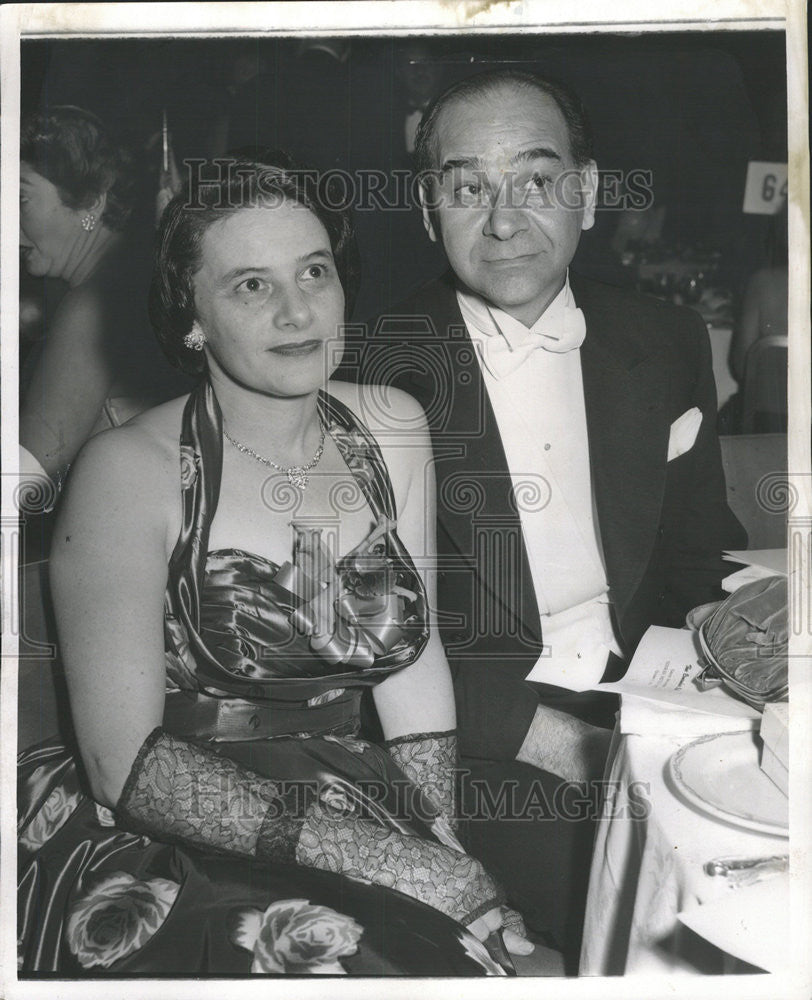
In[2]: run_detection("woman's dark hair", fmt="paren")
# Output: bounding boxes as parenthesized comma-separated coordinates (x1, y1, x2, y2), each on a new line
(20, 106, 135, 231)
(149, 154, 360, 374)
(414, 68, 594, 182)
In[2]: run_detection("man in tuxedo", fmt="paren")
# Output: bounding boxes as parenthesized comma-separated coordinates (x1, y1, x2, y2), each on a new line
(352, 69, 746, 967)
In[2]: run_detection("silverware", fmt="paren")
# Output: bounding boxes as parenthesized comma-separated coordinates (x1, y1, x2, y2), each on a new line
(704, 855, 789, 881)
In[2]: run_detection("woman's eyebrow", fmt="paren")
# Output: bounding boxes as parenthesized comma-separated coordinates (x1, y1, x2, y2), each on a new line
(297, 248, 333, 263)
(219, 251, 333, 284)
(219, 265, 271, 284)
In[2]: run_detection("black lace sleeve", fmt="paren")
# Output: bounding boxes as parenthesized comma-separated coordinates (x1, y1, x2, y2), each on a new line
(296, 800, 504, 926)
(115, 728, 303, 863)
(384, 730, 459, 831)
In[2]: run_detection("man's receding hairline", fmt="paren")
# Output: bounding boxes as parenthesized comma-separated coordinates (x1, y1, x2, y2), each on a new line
(430, 78, 575, 165)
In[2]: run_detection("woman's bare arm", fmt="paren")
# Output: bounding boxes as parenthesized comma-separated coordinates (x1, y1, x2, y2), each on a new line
(348, 386, 456, 739)
(49, 423, 176, 805)
(21, 286, 117, 478)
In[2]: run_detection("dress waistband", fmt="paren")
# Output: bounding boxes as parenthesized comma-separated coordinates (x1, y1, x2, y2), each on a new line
(162, 688, 362, 742)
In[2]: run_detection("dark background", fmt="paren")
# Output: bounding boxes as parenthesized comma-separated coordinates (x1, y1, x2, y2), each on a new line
(22, 31, 787, 323)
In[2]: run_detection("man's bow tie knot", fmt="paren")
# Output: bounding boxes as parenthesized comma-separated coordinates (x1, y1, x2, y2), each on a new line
(457, 279, 586, 379)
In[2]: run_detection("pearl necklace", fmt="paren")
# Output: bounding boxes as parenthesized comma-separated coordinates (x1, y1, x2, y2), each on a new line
(223, 423, 326, 490)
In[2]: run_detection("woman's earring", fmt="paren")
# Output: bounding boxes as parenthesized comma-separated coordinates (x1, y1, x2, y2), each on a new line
(80, 213, 96, 232)
(183, 324, 206, 351)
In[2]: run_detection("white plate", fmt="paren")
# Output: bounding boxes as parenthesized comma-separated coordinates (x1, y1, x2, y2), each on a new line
(669, 731, 788, 836)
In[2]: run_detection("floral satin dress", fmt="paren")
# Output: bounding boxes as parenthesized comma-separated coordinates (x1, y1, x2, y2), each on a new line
(18, 381, 502, 978)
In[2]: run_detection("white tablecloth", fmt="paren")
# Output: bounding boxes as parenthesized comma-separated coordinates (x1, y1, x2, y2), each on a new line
(580, 728, 789, 975)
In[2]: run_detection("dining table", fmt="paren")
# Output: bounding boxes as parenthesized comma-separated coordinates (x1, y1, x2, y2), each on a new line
(578, 560, 793, 978)
(579, 721, 789, 976)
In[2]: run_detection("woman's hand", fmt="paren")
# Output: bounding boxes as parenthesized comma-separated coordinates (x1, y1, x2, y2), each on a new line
(467, 906, 534, 957)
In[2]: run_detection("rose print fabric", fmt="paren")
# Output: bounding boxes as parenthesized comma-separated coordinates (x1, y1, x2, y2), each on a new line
(66, 873, 181, 969)
(17, 382, 503, 977)
(115, 728, 305, 863)
(230, 899, 363, 974)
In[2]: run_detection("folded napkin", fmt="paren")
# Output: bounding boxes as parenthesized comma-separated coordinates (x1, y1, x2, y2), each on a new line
(721, 550, 787, 594)
(678, 873, 789, 973)
(620, 692, 759, 737)
(722, 565, 776, 593)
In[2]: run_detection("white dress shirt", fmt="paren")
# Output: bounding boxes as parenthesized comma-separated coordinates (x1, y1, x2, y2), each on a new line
(456, 274, 622, 690)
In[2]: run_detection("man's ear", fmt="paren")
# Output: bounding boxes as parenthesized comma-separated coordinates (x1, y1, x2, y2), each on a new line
(579, 160, 599, 232)
(418, 180, 439, 243)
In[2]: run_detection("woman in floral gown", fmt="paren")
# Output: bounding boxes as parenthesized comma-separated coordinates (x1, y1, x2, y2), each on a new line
(18, 158, 533, 977)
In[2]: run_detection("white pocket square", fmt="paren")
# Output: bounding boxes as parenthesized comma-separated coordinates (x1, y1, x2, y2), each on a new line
(667, 407, 702, 461)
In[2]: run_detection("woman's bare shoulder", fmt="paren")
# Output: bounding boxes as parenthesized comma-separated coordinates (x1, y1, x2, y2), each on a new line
(326, 380, 432, 512)
(125, 393, 191, 439)
(326, 380, 428, 434)
(66, 394, 190, 508)
(125, 391, 189, 425)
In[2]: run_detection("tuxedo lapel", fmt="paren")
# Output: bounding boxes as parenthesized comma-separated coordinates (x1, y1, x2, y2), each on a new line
(400, 278, 542, 644)
(399, 274, 674, 645)
(575, 278, 670, 625)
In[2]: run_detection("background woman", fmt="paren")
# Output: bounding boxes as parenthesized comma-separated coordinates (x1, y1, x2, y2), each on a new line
(20, 106, 193, 490)
(729, 201, 788, 432)
(730, 200, 789, 385)
(18, 159, 531, 976)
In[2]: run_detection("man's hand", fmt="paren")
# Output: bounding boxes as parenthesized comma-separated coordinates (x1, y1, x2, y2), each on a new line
(516, 704, 612, 782)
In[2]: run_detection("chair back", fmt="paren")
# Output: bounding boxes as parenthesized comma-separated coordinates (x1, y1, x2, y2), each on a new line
(719, 433, 787, 549)
(740, 335, 788, 433)
(18, 558, 68, 750)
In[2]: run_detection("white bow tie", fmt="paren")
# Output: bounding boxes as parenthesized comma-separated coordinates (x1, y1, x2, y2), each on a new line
(457, 283, 586, 379)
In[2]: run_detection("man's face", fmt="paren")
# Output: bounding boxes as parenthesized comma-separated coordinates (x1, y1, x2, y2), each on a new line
(421, 84, 597, 326)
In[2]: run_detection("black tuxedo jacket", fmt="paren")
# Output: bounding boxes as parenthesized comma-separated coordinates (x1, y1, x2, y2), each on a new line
(352, 271, 747, 759)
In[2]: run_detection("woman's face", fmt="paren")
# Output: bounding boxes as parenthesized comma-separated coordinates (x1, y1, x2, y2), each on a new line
(192, 200, 346, 397)
(19, 162, 87, 279)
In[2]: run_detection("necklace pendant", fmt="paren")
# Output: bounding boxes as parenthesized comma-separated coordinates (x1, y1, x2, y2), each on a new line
(288, 466, 308, 490)
(223, 423, 325, 488)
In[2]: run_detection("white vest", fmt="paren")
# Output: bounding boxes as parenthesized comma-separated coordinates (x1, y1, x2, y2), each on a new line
(456, 275, 622, 690)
